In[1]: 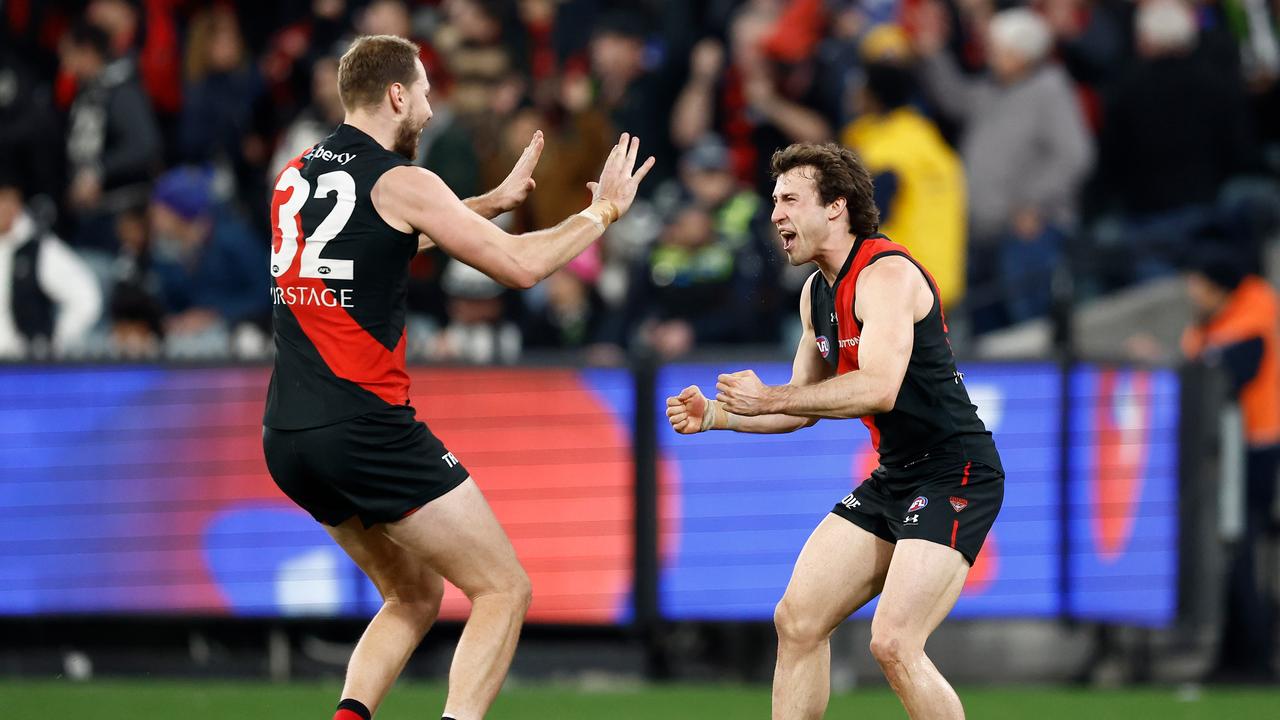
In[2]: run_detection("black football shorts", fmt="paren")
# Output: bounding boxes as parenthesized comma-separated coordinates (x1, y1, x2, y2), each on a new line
(830, 446, 1003, 565)
(263, 404, 469, 528)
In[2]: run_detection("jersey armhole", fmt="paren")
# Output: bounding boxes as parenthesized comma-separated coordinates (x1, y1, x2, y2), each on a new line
(855, 251, 939, 327)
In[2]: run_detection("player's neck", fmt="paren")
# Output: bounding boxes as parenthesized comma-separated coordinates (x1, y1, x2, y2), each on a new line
(343, 112, 398, 153)
(813, 230, 859, 285)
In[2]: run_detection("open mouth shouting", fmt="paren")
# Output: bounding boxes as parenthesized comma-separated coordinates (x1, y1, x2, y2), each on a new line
(779, 228, 797, 252)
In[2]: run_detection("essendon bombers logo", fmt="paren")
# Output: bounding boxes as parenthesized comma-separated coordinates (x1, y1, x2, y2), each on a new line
(949, 497, 969, 513)
(815, 335, 831, 358)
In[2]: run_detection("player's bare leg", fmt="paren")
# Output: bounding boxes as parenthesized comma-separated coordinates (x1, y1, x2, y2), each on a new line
(326, 518, 446, 714)
(869, 539, 969, 719)
(772, 515, 894, 720)
(383, 478, 531, 720)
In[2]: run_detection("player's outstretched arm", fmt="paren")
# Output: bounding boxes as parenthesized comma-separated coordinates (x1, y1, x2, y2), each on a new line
(667, 275, 832, 435)
(717, 258, 918, 420)
(417, 131, 544, 251)
(379, 132, 652, 288)
(462, 130, 544, 220)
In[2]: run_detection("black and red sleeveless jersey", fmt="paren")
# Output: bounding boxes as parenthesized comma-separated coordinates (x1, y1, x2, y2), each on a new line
(809, 233, 999, 468)
(264, 124, 417, 430)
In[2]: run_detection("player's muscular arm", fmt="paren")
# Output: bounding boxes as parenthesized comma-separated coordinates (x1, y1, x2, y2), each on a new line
(718, 257, 926, 420)
(667, 275, 832, 435)
(417, 131, 544, 251)
(379, 133, 652, 288)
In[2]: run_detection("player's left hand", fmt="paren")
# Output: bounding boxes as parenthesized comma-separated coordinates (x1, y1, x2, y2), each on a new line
(716, 369, 776, 417)
(492, 130, 544, 212)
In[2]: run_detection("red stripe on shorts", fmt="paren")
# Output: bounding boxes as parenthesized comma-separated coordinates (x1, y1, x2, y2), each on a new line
(960, 461, 972, 486)
(951, 519, 959, 548)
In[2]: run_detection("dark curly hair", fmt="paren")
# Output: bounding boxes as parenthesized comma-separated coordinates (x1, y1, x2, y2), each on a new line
(770, 143, 879, 238)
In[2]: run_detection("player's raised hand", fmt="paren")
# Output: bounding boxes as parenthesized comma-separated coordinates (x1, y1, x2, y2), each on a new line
(667, 385, 710, 434)
(491, 130, 544, 213)
(716, 369, 775, 417)
(586, 132, 656, 218)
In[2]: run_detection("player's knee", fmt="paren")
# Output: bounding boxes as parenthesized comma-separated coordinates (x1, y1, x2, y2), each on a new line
(386, 583, 443, 631)
(869, 630, 919, 672)
(508, 567, 533, 615)
(773, 597, 829, 647)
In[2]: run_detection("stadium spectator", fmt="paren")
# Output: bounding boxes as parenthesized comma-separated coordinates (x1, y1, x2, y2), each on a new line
(0, 168, 103, 358)
(106, 201, 166, 359)
(270, 55, 346, 182)
(60, 19, 163, 249)
(484, 72, 614, 233)
(1096, 0, 1256, 280)
(520, 244, 621, 359)
(914, 4, 1093, 332)
(146, 167, 268, 345)
(0, 48, 65, 202)
(672, 3, 835, 192)
(587, 10, 681, 191)
(85, 0, 183, 118)
(841, 25, 967, 307)
(1181, 249, 1280, 682)
(178, 6, 265, 197)
(655, 134, 783, 341)
(624, 201, 752, 359)
(435, 260, 522, 364)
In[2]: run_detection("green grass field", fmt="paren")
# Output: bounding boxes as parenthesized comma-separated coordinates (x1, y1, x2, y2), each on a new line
(3, 680, 1278, 719)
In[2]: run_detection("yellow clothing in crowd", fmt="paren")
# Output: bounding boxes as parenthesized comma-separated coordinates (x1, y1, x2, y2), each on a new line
(842, 107, 967, 306)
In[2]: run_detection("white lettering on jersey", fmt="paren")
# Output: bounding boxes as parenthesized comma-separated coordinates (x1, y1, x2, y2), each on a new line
(271, 286, 355, 308)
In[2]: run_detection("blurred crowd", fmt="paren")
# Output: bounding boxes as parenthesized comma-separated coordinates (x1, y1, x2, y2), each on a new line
(2, 0, 1279, 362)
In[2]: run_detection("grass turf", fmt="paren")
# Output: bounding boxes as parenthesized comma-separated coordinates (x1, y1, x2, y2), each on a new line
(2, 680, 1278, 719)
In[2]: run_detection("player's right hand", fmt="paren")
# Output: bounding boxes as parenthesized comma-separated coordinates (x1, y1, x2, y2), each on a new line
(667, 384, 709, 434)
(587, 132, 655, 218)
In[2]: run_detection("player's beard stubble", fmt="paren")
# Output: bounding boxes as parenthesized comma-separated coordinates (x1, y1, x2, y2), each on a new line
(393, 115, 424, 160)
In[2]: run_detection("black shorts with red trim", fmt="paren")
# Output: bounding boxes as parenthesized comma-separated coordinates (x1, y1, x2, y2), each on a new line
(830, 446, 1003, 565)
(263, 404, 469, 528)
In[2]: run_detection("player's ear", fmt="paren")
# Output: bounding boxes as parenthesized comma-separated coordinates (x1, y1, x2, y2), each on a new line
(389, 82, 405, 113)
(827, 196, 846, 222)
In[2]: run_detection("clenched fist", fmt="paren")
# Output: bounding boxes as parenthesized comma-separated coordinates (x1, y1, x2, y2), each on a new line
(667, 384, 712, 434)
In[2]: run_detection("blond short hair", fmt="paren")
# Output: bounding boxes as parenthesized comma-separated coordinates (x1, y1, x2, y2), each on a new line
(337, 34, 421, 111)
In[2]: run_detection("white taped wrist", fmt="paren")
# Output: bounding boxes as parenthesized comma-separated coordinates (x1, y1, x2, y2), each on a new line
(701, 398, 721, 432)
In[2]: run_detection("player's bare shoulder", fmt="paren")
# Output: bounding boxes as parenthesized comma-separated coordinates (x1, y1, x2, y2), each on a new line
(856, 255, 932, 322)
(371, 165, 449, 234)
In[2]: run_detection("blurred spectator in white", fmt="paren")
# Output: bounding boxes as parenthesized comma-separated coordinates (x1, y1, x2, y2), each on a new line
(0, 168, 103, 358)
(914, 3, 1093, 332)
(624, 201, 752, 359)
(1096, 0, 1256, 280)
(146, 167, 268, 347)
(434, 260, 522, 364)
(178, 5, 265, 199)
(270, 55, 345, 176)
(842, 25, 967, 307)
(60, 20, 162, 249)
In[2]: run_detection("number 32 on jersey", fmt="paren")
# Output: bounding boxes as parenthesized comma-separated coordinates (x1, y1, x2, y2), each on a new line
(271, 167, 356, 280)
